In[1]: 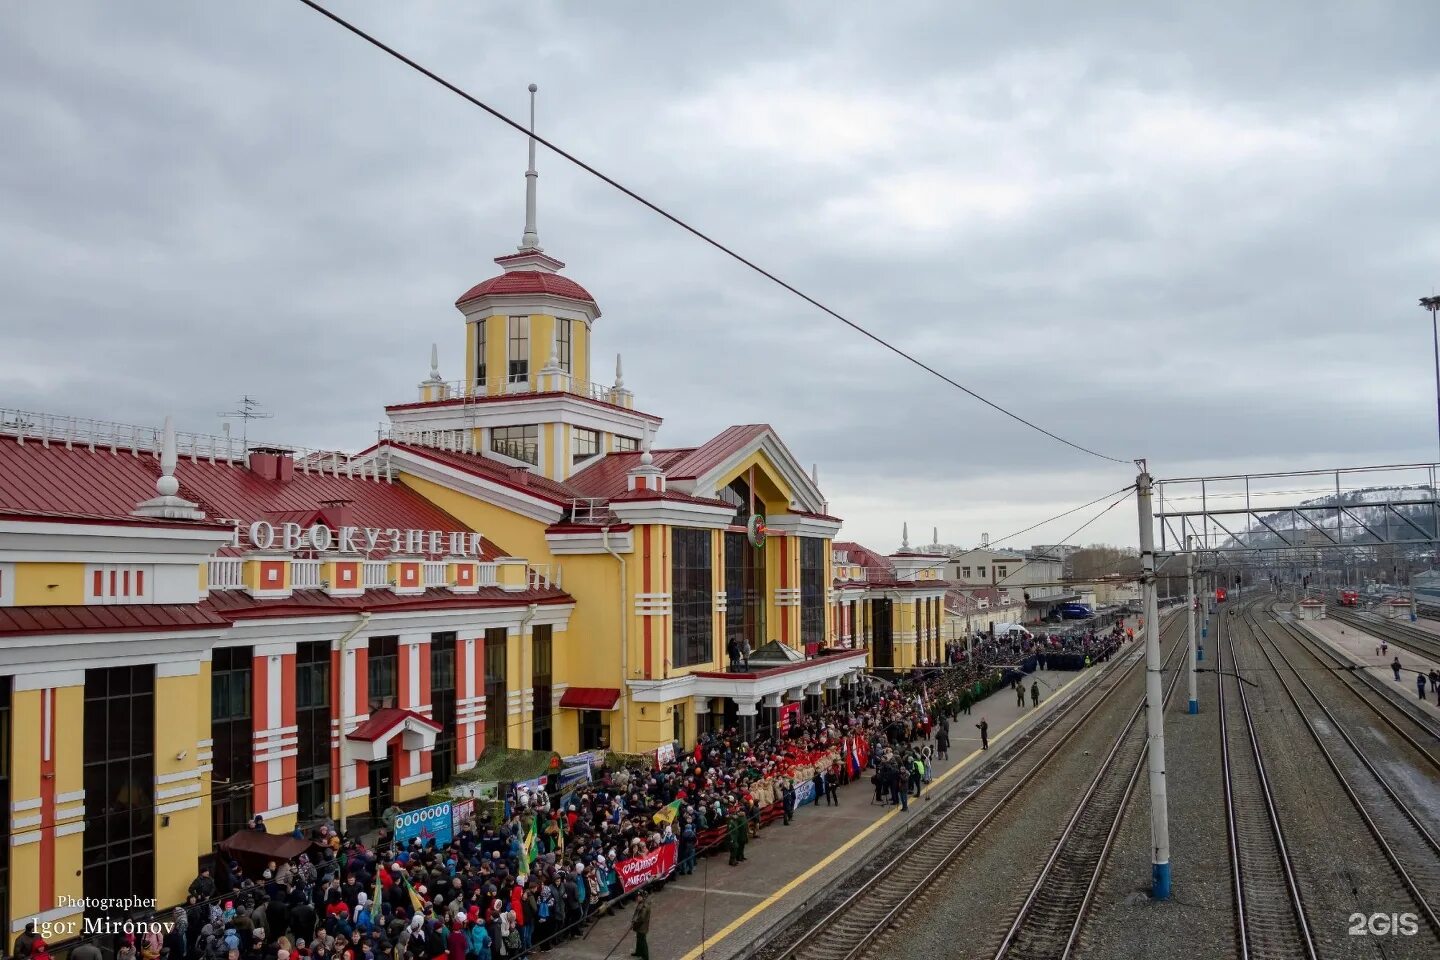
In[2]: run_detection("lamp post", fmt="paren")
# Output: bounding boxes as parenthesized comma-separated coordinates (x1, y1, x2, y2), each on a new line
(1421, 296, 1440, 462)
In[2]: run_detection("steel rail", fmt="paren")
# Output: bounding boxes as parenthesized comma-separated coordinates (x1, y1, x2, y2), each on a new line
(991, 618, 1190, 959)
(1274, 610, 1440, 768)
(1327, 607, 1440, 664)
(1220, 602, 1317, 959)
(1247, 609, 1440, 938)
(768, 615, 1186, 960)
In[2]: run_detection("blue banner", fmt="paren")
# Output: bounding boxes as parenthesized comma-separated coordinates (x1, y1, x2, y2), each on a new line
(394, 801, 454, 847)
(793, 779, 816, 807)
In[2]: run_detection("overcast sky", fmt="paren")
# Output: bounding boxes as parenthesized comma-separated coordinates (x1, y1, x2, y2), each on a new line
(3, 1, 1439, 552)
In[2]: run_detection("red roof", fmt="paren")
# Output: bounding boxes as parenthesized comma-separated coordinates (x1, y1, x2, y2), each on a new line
(347, 706, 443, 742)
(0, 436, 488, 558)
(456, 271, 596, 306)
(664, 425, 772, 480)
(0, 507, 232, 531)
(0, 603, 230, 637)
(383, 391, 662, 424)
(557, 687, 620, 710)
(385, 442, 584, 506)
(202, 586, 572, 619)
(566, 426, 773, 498)
(566, 449, 693, 500)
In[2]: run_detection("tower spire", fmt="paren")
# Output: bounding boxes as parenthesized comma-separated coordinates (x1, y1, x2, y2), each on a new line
(519, 83, 542, 252)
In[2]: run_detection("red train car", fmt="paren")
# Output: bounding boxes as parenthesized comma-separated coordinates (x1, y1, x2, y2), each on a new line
(1337, 589, 1359, 607)
(1216, 587, 1227, 603)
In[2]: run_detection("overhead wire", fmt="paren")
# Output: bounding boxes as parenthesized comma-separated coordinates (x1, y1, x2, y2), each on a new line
(290, 0, 1131, 467)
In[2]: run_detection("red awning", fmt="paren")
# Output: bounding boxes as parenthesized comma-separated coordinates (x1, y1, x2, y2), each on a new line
(558, 687, 621, 711)
(346, 706, 442, 742)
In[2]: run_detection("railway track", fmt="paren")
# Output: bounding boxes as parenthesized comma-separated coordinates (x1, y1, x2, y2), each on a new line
(989, 625, 1189, 959)
(1246, 608, 1440, 940)
(1328, 606, 1440, 664)
(769, 616, 1186, 960)
(1218, 604, 1316, 959)
(1273, 608, 1440, 766)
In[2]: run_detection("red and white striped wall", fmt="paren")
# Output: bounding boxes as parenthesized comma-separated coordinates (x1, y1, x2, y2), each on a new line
(252, 643, 298, 820)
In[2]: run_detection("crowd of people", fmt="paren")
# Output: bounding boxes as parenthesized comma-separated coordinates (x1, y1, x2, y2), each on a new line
(26, 616, 1138, 960)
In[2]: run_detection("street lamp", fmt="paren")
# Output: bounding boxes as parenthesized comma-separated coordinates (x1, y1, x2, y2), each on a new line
(1420, 296, 1440, 461)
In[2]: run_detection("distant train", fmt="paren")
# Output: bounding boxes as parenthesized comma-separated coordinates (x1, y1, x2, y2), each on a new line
(1216, 587, 1228, 603)
(1337, 589, 1359, 607)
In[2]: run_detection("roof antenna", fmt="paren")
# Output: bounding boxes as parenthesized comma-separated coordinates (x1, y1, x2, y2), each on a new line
(519, 83, 542, 252)
(219, 395, 272, 452)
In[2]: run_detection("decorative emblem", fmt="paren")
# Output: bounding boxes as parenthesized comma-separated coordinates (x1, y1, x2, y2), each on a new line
(747, 513, 767, 548)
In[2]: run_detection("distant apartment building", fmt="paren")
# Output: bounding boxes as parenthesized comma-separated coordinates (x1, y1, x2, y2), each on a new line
(944, 547, 1077, 622)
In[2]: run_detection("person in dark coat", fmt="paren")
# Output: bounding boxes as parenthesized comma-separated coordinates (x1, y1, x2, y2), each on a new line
(1393, 657, 1403, 681)
(781, 782, 797, 825)
(15, 922, 38, 959)
(977, 718, 989, 751)
(629, 890, 651, 960)
(936, 727, 950, 761)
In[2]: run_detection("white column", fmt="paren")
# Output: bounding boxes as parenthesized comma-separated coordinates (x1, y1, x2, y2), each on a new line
(1137, 464, 1171, 900)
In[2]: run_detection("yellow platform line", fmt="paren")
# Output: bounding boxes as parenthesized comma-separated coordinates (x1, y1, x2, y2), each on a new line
(677, 664, 1104, 960)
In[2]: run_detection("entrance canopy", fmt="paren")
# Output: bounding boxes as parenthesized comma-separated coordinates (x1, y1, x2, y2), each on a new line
(558, 687, 621, 710)
(345, 707, 443, 763)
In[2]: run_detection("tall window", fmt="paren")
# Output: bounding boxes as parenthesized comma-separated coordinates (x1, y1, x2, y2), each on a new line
(368, 635, 398, 710)
(211, 646, 254, 839)
(725, 531, 765, 652)
(996, 565, 1008, 579)
(491, 424, 539, 465)
(556, 318, 573, 373)
(475, 321, 488, 388)
(800, 538, 825, 650)
(484, 628, 507, 748)
(572, 427, 601, 466)
(613, 435, 639, 452)
(295, 641, 331, 823)
(531, 625, 553, 751)
(672, 528, 714, 667)
(84, 666, 154, 920)
(0, 678, 10, 940)
(430, 633, 458, 785)
(508, 315, 530, 383)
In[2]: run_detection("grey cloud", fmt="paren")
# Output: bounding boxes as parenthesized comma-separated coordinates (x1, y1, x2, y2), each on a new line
(2, 0, 1439, 551)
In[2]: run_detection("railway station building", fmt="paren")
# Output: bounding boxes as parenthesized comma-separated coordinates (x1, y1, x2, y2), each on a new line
(0, 157, 905, 942)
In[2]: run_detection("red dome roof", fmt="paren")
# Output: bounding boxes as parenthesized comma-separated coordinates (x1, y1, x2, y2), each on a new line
(456, 271, 596, 306)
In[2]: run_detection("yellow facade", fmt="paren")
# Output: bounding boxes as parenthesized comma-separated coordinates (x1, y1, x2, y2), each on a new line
(9, 689, 42, 934)
(399, 472, 552, 560)
(7, 684, 85, 950)
(13, 562, 84, 606)
(154, 671, 204, 907)
(464, 310, 591, 399)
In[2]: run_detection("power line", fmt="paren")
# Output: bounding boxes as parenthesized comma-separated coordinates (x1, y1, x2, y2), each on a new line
(290, 0, 1131, 467)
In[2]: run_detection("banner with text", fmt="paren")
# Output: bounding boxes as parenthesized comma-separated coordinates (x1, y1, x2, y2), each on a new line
(615, 842, 678, 893)
(395, 801, 454, 846)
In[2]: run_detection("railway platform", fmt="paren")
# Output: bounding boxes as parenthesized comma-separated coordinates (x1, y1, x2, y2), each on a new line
(1294, 616, 1440, 720)
(547, 645, 1144, 960)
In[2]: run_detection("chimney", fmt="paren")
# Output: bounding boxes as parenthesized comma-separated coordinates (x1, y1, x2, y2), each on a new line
(249, 446, 295, 483)
(319, 498, 355, 530)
